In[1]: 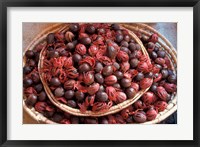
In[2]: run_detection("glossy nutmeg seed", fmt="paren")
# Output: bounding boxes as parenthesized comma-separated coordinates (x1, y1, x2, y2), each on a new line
(95, 62, 103, 73)
(25, 50, 35, 59)
(72, 53, 82, 63)
(151, 51, 158, 60)
(23, 66, 32, 75)
(69, 23, 79, 32)
(114, 71, 124, 80)
(38, 91, 47, 101)
(34, 83, 43, 93)
(26, 94, 37, 106)
(120, 47, 130, 54)
(147, 42, 155, 49)
(150, 84, 157, 92)
(113, 62, 120, 70)
(66, 42, 75, 51)
(135, 44, 141, 50)
(65, 90, 75, 100)
(133, 100, 143, 109)
(120, 41, 129, 47)
(54, 87, 64, 97)
(96, 91, 108, 102)
(113, 83, 121, 89)
(23, 78, 33, 88)
(167, 74, 177, 83)
(116, 34, 124, 43)
(79, 63, 91, 73)
(102, 65, 113, 76)
(50, 77, 61, 87)
(95, 73, 104, 84)
(135, 72, 144, 81)
(125, 87, 136, 99)
(67, 100, 77, 108)
(157, 50, 166, 58)
(161, 69, 169, 79)
(28, 59, 36, 67)
(100, 117, 109, 124)
(80, 37, 92, 45)
(31, 73, 40, 84)
(121, 78, 131, 88)
(46, 33, 55, 44)
(129, 43, 136, 52)
(75, 91, 85, 102)
(98, 85, 105, 92)
(111, 23, 120, 30)
(107, 46, 118, 59)
(130, 58, 139, 68)
(86, 24, 96, 34)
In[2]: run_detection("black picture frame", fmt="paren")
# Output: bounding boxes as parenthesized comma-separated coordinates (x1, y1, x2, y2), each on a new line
(0, 0, 199, 146)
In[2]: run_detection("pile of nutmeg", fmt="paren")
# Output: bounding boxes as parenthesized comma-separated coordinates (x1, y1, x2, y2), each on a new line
(23, 23, 177, 124)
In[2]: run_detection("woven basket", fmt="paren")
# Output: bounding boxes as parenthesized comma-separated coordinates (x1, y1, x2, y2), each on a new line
(38, 23, 152, 117)
(23, 23, 177, 124)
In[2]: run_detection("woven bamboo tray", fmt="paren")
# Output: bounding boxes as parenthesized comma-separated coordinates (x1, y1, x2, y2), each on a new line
(23, 23, 177, 124)
(38, 23, 153, 117)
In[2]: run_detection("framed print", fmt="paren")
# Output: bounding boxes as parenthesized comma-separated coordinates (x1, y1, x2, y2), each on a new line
(0, 0, 199, 146)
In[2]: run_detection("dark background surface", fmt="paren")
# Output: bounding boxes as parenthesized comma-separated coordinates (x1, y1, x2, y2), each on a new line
(23, 23, 177, 124)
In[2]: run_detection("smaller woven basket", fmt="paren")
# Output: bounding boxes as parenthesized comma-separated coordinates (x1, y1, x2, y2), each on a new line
(38, 23, 153, 117)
